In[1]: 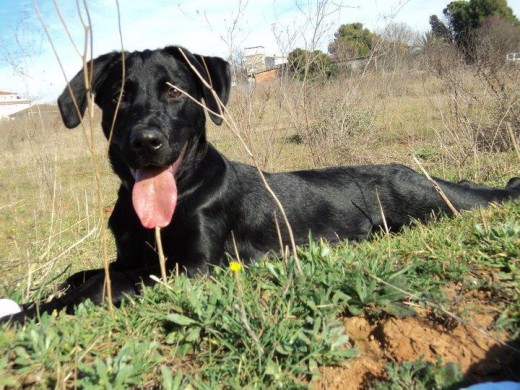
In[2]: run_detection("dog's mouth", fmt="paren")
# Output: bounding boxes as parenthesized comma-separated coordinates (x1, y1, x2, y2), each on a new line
(131, 145, 186, 229)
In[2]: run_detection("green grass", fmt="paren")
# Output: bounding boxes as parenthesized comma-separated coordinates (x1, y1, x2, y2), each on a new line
(1, 200, 519, 388)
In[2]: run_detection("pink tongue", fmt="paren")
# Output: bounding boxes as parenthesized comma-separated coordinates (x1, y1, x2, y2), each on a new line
(132, 166, 177, 228)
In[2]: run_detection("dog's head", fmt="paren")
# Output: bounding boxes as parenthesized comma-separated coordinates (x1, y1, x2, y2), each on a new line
(58, 46, 231, 228)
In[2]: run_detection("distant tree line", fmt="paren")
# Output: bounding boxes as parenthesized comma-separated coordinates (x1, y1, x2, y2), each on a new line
(429, 0, 519, 59)
(286, 0, 520, 79)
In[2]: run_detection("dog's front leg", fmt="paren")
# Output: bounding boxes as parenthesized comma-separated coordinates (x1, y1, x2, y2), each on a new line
(2, 269, 147, 324)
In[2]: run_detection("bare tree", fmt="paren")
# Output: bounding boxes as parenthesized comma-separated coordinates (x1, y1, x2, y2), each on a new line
(378, 22, 421, 71)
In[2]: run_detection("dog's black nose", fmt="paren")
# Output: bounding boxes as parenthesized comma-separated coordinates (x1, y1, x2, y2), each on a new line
(130, 129, 165, 154)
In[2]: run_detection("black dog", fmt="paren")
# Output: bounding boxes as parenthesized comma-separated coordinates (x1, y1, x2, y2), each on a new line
(5, 46, 520, 322)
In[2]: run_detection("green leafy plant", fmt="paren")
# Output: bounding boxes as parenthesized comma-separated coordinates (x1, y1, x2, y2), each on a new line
(343, 260, 415, 318)
(150, 255, 357, 387)
(77, 340, 161, 389)
(373, 357, 463, 390)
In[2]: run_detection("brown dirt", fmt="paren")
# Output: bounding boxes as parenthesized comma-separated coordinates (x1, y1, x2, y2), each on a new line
(313, 306, 520, 389)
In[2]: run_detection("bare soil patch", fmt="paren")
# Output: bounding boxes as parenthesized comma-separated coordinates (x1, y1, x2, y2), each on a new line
(314, 304, 520, 389)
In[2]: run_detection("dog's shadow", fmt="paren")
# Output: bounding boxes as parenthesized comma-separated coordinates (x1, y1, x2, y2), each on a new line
(462, 336, 520, 385)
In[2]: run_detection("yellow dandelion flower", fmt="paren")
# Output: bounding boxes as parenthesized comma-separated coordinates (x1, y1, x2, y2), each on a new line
(229, 261, 242, 273)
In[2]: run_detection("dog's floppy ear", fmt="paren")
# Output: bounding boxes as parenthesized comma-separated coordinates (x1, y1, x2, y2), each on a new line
(195, 54, 231, 125)
(58, 52, 120, 128)
(164, 46, 231, 125)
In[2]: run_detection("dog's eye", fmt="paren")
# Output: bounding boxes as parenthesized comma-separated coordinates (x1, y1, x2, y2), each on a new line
(112, 91, 127, 104)
(167, 87, 182, 99)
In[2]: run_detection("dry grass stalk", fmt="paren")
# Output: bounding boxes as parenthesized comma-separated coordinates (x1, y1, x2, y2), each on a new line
(230, 231, 242, 263)
(507, 122, 520, 163)
(107, 0, 126, 147)
(375, 189, 390, 236)
(154, 227, 168, 283)
(149, 274, 174, 291)
(412, 156, 461, 217)
(273, 212, 289, 265)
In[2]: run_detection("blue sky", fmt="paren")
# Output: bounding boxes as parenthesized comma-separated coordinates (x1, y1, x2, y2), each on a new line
(0, 0, 519, 102)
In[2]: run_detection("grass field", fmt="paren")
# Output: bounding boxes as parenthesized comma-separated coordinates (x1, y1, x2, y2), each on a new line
(0, 65, 519, 388)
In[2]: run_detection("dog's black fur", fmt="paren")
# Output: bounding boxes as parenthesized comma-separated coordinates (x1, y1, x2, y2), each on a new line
(5, 46, 520, 322)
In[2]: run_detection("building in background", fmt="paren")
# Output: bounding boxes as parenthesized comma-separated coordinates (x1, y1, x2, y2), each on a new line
(244, 46, 287, 84)
(244, 46, 267, 75)
(506, 52, 520, 61)
(0, 91, 31, 119)
(8, 104, 60, 121)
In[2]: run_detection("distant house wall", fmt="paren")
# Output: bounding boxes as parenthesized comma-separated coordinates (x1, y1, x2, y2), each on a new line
(265, 56, 275, 70)
(0, 91, 31, 118)
(246, 54, 267, 74)
(506, 52, 520, 61)
(8, 104, 60, 120)
(265, 56, 287, 69)
(254, 69, 278, 83)
(333, 57, 370, 74)
(245, 46, 267, 75)
(245, 46, 288, 85)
